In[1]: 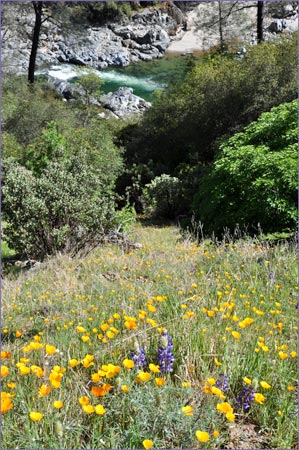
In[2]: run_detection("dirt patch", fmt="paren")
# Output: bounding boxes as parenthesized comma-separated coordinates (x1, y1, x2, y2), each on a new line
(228, 421, 269, 449)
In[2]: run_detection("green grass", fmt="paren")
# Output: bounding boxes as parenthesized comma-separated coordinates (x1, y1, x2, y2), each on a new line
(1, 240, 16, 260)
(1, 224, 297, 448)
(1, 222, 16, 260)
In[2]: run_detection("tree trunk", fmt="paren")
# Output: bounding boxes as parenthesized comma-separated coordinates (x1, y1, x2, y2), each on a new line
(218, 1, 225, 52)
(28, 1, 43, 84)
(257, 0, 264, 43)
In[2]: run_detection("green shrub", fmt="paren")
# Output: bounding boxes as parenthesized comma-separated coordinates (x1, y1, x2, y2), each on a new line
(23, 121, 67, 175)
(84, 2, 132, 24)
(143, 174, 183, 219)
(2, 76, 78, 147)
(115, 162, 155, 213)
(2, 155, 117, 259)
(1, 131, 23, 159)
(193, 100, 298, 236)
(113, 204, 137, 233)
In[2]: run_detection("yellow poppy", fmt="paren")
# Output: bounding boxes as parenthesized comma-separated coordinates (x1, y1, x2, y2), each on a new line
(216, 402, 233, 414)
(149, 363, 160, 373)
(39, 384, 51, 397)
(1, 392, 13, 414)
(195, 430, 210, 443)
(1, 366, 9, 377)
(155, 378, 166, 387)
(142, 439, 153, 449)
(53, 401, 63, 409)
(254, 393, 266, 404)
(182, 405, 194, 416)
(123, 359, 135, 369)
(260, 381, 271, 389)
(45, 345, 57, 355)
(29, 411, 43, 422)
(135, 372, 151, 383)
(121, 385, 131, 393)
(95, 404, 106, 415)
(78, 396, 90, 406)
(82, 404, 95, 414)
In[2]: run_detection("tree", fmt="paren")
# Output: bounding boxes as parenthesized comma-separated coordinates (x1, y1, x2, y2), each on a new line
(257, 0, 264, 43)
(28, 1, 43, 84)
(193, 100, 298, 236)
(193, 1, 265, 51)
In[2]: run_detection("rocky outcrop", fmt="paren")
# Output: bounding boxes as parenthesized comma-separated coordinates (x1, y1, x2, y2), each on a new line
(1, 3, 185, 74)
(101, 87, 151, 118)
(48, 76, 151, 119)
(2, 1, 297, 79)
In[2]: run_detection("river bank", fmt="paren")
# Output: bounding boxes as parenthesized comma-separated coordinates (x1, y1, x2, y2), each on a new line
(2, 2, 297, 119)
(2, 2, 297, 76)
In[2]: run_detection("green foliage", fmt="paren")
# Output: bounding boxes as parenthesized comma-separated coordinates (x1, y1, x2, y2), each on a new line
(115, 162, 155, 213)
(1, 74, 126, 260)
(143, 174, 183, 219)
(73, 73, 104, 123)
(2, 76, 78, 147)
(51, 1, 133, 26)
(83, 2, 132, 25)
(113, 204, 136, 233)
(1, 131, 23, 160)
(193, 100, 298, 236)
(1, 240, 16, 260)
(63, 120, 123, 188)
(2, 74, 123, 179)
(126, 33, 298, 171)
(75, 73, 103, 98)
(2, 155, 117, 259)
(23, 122, 66, 175)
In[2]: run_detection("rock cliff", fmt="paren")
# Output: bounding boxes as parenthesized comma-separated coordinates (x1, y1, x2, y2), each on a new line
(1, 2, 185, 74)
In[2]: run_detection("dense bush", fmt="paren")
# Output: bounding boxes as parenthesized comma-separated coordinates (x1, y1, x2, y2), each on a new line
(125, 33, 298, 171)
(2, 74, 129, 259)
(2, 154, 118, 259)
(2, 77, 78, 147)
(193, 100, 298, 236)
(143, 174, 184, 219)
(63, 121, 123, 188)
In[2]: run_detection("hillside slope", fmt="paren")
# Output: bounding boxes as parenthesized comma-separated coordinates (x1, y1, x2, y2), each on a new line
(2, 224, 297, 449)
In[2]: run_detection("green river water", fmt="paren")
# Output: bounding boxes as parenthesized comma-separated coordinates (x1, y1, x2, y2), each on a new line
(45, 54, 197, 101)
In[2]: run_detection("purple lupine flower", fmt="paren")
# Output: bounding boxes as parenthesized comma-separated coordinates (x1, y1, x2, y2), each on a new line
(129, 340, 147, 368)
(236, 385, 255, 412)
(269, 271, 275, 284)
(157, 330, 174, 374)
(215, 374, 230, 392)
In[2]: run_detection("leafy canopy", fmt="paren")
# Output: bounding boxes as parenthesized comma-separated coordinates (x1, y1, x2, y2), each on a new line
(193, 100, 298, 236)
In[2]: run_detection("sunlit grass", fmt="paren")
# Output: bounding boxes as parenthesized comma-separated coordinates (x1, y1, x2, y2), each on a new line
(1, 224, 297, 448)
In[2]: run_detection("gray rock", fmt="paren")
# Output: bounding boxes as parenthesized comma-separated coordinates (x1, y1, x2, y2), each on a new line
(48, 75, 151, 119)
(49, 78, 85, 100)
(268, 19, 287, 33)
(98, 110, 119, 120)
(101, 87, 151, 118)
(269, 3, 297, 19)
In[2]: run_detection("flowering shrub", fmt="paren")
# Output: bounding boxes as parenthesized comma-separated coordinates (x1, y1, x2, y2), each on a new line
(143, 174, 183, 219)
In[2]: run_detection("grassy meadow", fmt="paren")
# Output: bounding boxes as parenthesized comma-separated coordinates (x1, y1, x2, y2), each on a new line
(1, 224, 298, 449)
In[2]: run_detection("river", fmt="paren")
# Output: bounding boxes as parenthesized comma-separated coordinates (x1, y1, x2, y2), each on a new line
(38, 54, 197, 102)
